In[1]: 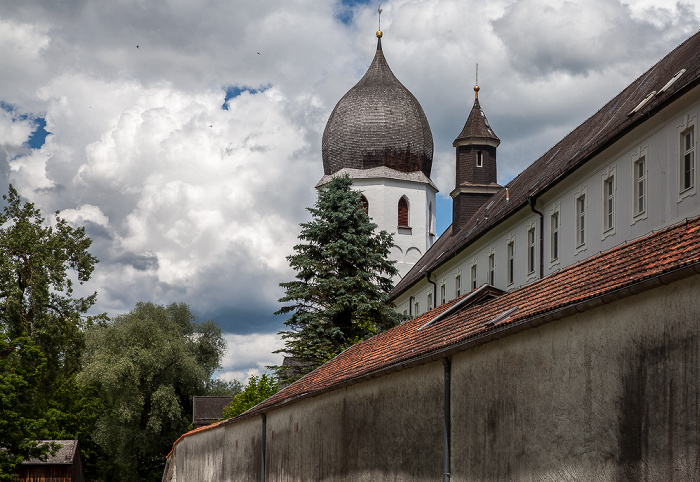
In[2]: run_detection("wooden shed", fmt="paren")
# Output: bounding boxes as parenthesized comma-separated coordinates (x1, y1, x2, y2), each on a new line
(17, 440, 84, 482)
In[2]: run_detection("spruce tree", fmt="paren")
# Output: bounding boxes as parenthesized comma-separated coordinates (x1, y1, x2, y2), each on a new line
(274, 175, 402, 384)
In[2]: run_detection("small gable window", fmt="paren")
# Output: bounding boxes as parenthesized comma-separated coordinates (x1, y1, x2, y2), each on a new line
(398, 196, 410, 228)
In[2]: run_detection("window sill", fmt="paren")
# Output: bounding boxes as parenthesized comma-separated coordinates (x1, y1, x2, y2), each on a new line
(398, 226, 412, 234)
(631, 211, 647, 226)
(678, 186, 696, 203)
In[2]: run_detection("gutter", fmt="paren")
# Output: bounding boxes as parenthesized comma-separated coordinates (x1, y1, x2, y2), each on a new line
(527, 196, 544, 279)
(426, 271, 437, 310)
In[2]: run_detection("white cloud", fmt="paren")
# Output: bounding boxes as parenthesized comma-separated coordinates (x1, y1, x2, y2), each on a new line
(0, 0, 698, 378)
(218, 333, 285, 384)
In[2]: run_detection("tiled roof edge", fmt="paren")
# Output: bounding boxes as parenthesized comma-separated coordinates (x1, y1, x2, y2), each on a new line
(167, 219, 700, 461)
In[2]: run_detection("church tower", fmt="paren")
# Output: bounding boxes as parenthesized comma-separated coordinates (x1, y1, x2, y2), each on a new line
(318, 21, 437, 281)
(451, 84, 501, 232)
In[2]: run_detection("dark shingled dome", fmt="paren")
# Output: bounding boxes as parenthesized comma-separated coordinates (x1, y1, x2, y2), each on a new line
(322, 38, 434, 177)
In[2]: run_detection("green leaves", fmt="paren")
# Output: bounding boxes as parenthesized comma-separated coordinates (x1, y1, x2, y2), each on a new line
(79, 302, 226, 481)
(221, 374, 278, 419)
(0, 185, 102, 479)
(273, 175, 402, 384)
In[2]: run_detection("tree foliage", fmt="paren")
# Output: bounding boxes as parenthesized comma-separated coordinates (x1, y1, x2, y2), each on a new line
(273, 175, 402, 383)
(78, 302, 227, 482)
(0, 335, 51, 480)
(221, 374, 277, 419)
(0, 185, 99, 378)
(0, 185, 102, 479)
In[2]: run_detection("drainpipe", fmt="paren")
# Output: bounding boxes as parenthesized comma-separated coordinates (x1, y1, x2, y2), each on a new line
(261, 413, 266, 482)
(442, 358, 451, 482)
(409, 296, 414, 317)
(426, 271, 437, 310)
(527, 196, 544, 279)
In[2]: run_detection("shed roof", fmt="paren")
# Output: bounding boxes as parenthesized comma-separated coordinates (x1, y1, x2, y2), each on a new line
(21, 440, 78, 466)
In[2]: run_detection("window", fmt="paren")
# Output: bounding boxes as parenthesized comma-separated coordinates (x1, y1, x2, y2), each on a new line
(527, 227, 536, 274)
(360, 195, 369, 215)
(576, 193, 586, 247)
(476, 151, 483, 167)
(550, 212, 559, 261)
(681, 127, 695, 192)
(398, 196, 409, 227)
(455, 274, 461, 298)
(634, 157, 646, 216)
(440, 283, 446, 305)
(488, 253, 495, 285)
(414, 300, 420, 316)
(603, 175, 615, 233)
(470, 264, 477, 290)
(507, 240, 514, 285)
(427, 292, 433, 311)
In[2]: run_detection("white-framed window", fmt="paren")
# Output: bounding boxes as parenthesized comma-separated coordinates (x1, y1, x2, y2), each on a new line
(402, 303, 408, 317)
(550, 206, 560, 263)
(506, 239, 515, 286)
(476, 151, 483, 167)
(440, 281, 446, 305)
(602, 166, 616, 237)
(678, 116, 696, 201)
(527, 225, 536, 275)
(681, 127, 695, 193)
(427, 291, 433, 311)
(470, 261, 478, 290)
(632, 147, 647, 222)
(574, 185, 587, 251)
(455, 270, 462, 298)
(488, 252, 495, 285)
(414, 299, 420, 316)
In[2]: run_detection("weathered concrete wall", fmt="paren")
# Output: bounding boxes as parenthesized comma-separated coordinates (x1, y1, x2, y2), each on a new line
(170, 413, 262, 480)
(167, 275, 700, 481)
(451, 275, 700, 481)
(265, 361, 444, 481)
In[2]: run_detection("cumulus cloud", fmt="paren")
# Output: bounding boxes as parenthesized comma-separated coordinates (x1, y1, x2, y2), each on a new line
(1, 0, 699, 380)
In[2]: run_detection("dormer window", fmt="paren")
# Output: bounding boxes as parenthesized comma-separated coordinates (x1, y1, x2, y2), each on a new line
(398, 196, 410, 228)
(476, 151, 483, 167)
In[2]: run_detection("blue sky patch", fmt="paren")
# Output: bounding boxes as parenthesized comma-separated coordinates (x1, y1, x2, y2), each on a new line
(336, 0, 372, 25)
(222, 85, 270, 110)
(1, 101, 49, 149)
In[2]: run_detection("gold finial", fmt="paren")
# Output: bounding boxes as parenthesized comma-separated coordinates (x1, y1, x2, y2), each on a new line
(377, 6, 383, 38)
(474, 63, 479, 98)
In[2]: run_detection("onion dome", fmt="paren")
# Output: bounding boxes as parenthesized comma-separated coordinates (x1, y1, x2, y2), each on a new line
(322, 37, 434, 177)
(453, 85, 500, 147)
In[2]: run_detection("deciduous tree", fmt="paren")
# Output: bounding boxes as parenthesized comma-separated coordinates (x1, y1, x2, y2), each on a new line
(221, 374, 277, 419)
(0, 185, 101, 478)
(79, 302, 226, 482)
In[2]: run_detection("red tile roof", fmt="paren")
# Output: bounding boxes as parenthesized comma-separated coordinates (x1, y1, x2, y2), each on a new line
(169, 215, 700, 452)
(252, 215, 700, 414)
(393, 30, 700, 298)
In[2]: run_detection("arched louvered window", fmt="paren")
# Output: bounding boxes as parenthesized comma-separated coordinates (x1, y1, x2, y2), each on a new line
(360, 195, 369, 215)
(398, 196, 409, 227)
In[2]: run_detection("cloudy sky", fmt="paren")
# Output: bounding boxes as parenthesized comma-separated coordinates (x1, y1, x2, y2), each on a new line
(1, 0, 698, 382)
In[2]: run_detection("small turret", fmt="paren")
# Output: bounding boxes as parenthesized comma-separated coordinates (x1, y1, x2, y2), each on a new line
(451, 82, 501, 233)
